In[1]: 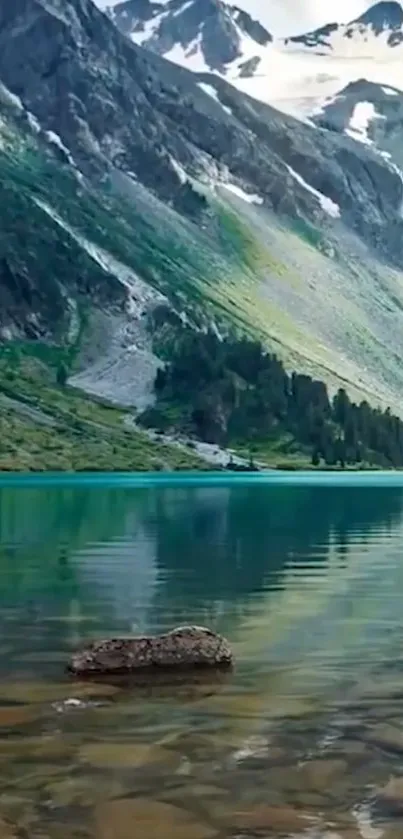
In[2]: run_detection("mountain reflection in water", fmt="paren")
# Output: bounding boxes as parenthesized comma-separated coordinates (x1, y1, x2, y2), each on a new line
(0, 476, 403, 838)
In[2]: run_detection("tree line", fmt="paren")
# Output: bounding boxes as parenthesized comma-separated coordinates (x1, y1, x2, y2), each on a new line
(140, 329, 403, 467)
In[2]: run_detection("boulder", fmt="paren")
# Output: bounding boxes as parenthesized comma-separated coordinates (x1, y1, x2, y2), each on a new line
(68, 626, 233, 676)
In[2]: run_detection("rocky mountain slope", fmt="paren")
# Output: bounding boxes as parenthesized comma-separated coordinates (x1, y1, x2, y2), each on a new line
(1, 0, 403, 466)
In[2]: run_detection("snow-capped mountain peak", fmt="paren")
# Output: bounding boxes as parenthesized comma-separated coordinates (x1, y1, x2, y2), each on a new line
(108, 0, 272, 73)
(355, 1, 403, 31)
(285, 1, 403, 54)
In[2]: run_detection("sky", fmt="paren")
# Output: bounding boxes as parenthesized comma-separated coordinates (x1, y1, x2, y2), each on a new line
(96, 0, 384, 35)
(235, 1, 378, 35)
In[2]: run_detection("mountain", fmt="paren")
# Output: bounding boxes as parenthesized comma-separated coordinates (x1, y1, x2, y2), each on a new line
(108, 0, 272, 73)
(107, 0, 403, 119)
(286, 1, 403, 54)
(2, 0, 403, 468)
(314, 78, 403, 169)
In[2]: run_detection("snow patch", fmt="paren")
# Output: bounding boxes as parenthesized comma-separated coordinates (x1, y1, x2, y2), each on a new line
(286, 165, 341, 218)
(45, 130, 76, 166)
(382, 85, 399, 95)
(129, 6, 169, 45)
(0, 82, 24, 112)
(345, 101, 385, 145)
(165, 34, 210, 73)
(170, 156, 188, 184)
(220, 182, 264, 204)
(172, 0, 193, 16)
(26, 112, 41, 133)
(197, 82, 232, 115)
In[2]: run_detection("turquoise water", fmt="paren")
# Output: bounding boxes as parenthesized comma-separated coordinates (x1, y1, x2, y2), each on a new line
(1, 474, 403, 837)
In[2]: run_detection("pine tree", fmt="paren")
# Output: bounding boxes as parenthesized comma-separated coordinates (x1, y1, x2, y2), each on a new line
(56, 362, 68, 388)
(311, 449, 320, 467)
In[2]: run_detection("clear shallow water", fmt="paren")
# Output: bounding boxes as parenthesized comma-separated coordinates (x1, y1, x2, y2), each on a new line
(1, 475, 403, 837)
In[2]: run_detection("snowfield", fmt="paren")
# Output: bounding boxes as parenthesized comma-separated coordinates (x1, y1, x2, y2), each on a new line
(215, 44, 403, 120)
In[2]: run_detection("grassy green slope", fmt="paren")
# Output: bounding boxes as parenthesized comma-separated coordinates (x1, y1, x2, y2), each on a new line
(3, 103, 400, 409)
(0, 348, 210, 471)
(1, 100, 403, 470)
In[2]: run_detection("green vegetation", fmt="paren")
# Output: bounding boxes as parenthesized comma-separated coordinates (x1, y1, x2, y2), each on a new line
(0, 108, 400, 473)
(140, 328, 403, 469)
(0, 113, 291, 348)
(0, 346, 210, 472)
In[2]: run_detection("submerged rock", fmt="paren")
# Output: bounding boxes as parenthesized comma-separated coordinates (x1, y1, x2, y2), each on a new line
(233, 805, 316, 834)
(68, 626, 233, 676)
(376, 777, 403, 815)
(95, 798, 217, 839)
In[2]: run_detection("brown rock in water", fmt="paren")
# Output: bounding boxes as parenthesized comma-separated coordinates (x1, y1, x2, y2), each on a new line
(233, 804, 316, 833)
(0, 817, 18, 839)
(377, 777, 403, 814)
(68, 626, 233, 676)
(95, 798, 217, 839)
(369, 724, 403, 754)
(78, 742, 180, 770)
(0, 706, 37, 728)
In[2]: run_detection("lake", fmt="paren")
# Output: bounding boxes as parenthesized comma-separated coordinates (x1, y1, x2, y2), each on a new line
(1, 473, 403, 838)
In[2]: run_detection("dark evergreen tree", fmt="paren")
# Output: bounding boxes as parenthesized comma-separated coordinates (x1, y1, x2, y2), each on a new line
(311, 449, 321, 467)
(56, 362, 68, 388)
(143, 326, 403, 468)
